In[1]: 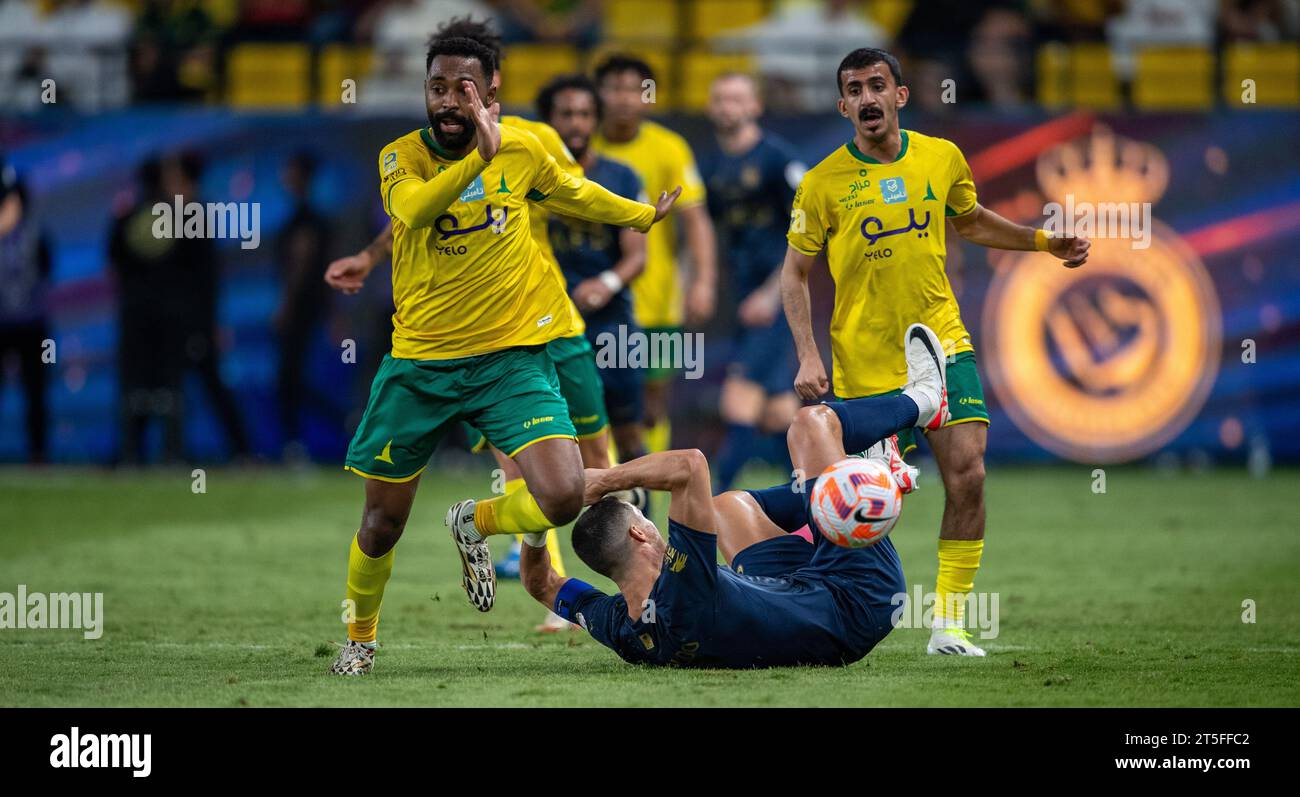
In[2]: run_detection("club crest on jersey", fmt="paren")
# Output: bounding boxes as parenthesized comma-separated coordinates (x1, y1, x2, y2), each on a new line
(459, 175, 486, 203)
(880, 177, 907, 204)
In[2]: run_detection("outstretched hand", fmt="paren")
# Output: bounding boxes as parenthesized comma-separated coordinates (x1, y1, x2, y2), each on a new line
(459, 79, 500, 162)
(1050, 234, 1090, 268)
(652, 185, 682, 224)
(324, 251, 374, 295)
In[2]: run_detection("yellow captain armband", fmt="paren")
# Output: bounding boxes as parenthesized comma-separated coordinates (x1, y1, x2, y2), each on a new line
(1034, 229, 1052, 252)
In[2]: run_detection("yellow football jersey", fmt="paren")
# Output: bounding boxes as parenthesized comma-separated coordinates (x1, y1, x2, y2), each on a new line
(593, 120, 706, 328)
(787, 129, 977, 398)
(502, 115, 587, 334)
(379, 125, 651, 360)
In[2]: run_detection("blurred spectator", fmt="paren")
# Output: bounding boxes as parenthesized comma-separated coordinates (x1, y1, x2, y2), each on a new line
(968, 7, 1035, 107)
(490, 0, 602, 49)
(109, 156, 188, 465)
(721, 0, 888, 112)
(0, 0, 131, 111)
(131, 0, 220, 102)
(358, 0, 492, 108)
(1106, 0, 1217, 78)
(0, 160, 53, 463)
(896, 0, 1031, 111)
(109, 152, 251, 464)
(1030, 0, 1118, 42)
(273, 152, 330, 461)
(1220, 0, 1300, 41)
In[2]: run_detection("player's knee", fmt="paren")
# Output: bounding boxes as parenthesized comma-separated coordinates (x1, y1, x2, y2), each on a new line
(943, 457, 986, 505)
(359, 503, 408, 547)
(789, 404, 836, 445)
(533, 472, 584, 526)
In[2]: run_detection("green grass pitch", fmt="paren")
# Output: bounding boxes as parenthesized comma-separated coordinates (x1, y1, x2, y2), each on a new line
(1, 463, 1297, 707)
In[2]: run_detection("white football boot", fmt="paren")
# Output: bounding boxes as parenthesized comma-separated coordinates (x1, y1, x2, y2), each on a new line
(862, 434, 920, 494)
(329, 640, 376, 675)
(446, 499, 496, 612)
(902, 323, 950, 431)
(927, 620, 988, 657)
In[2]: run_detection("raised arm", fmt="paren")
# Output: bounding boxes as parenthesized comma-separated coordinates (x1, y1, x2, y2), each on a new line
(780, 245, 829, 399)
(950, 203, 1089, 267)
(583, 449, 716, 534)
(540, 175, 679, 233)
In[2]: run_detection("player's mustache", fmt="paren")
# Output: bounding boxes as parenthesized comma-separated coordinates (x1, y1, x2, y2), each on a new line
(860, 107, 884, 121)
(433, 111, 469, 127)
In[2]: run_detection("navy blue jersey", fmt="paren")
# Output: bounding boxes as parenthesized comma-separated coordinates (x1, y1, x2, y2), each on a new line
(549, 155, 644, 329)
(554, 516, 903, 669)
(699, 133, 805, 298)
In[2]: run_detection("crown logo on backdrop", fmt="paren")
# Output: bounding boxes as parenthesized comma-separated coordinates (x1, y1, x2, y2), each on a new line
(1036, 125, 1168, 206)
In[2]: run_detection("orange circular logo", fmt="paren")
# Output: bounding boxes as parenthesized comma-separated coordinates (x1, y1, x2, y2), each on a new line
(983, 223, 1221, 463)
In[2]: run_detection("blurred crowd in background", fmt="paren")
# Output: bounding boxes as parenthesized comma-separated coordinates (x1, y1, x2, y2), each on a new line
(1, 0, 1298, 112)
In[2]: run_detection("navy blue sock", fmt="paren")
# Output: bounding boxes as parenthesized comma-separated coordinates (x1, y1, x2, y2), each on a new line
(715, 422, 758, 491)
(824, 394, 919, 453)
(746, 482, 809, 532)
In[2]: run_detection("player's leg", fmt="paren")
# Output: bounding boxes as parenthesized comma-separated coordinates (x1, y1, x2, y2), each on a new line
(758, 391, 799, 473)
(447, 345, 585, 610)
(714, 374, 765, 491)
(334, 354, 451, 674)
(925, 420, 989, 656)
(642, 374, 672, 452)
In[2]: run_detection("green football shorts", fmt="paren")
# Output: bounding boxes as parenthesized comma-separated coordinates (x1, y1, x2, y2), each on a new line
(345, 345, 576, 482)
(462, 334, 609, 453)
(851, 350, 989, 457)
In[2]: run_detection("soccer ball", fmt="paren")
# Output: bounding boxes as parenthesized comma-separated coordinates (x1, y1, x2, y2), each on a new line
(810, 457, 903, 548)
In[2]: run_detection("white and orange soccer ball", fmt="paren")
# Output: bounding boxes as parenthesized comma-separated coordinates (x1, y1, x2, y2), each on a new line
(810, 457, 903, 548)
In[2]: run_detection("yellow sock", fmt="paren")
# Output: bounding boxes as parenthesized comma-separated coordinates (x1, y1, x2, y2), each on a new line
(935, 538, 983, 625)
(500, 478, 569, 577)
(645, 419, 671, 453)
(544, 529, 567, 578)
(476, 481, 553, 535)
(345, 533, 395, 643)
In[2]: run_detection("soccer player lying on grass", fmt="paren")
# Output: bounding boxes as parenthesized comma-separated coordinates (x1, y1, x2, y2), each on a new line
(518, 323, 948, 668)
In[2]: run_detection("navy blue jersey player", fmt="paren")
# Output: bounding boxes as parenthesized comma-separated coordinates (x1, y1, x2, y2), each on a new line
(540, 74, 651, 464)
(698, 73, 807, 491)
(519, 323, 951, 668)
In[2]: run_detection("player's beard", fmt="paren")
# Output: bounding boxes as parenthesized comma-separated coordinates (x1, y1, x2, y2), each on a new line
(428, 109, 475, 151)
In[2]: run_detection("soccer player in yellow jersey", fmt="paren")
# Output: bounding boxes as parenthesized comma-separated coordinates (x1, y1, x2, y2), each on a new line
(593, 55, 718, 453)
(324, 17, 642, 635)
(325, 36, 679, 675)
(781, 48, 1089, 657)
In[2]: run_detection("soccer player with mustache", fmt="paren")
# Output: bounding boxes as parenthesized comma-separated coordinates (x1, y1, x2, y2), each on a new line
(781, 48, 1090, 656)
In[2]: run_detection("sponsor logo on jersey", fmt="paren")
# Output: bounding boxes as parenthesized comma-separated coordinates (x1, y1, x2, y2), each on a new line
(880, 177, 907, 204)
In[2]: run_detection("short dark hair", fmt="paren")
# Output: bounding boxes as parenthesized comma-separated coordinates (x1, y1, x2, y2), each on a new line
(594, 53, 655, 85)
(571, 497, 635, 579)
(836, 48, 903, 94)
(536, 73, 603, 123)
(425, 35, 496, 80)
(430, 16, 502, 63)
